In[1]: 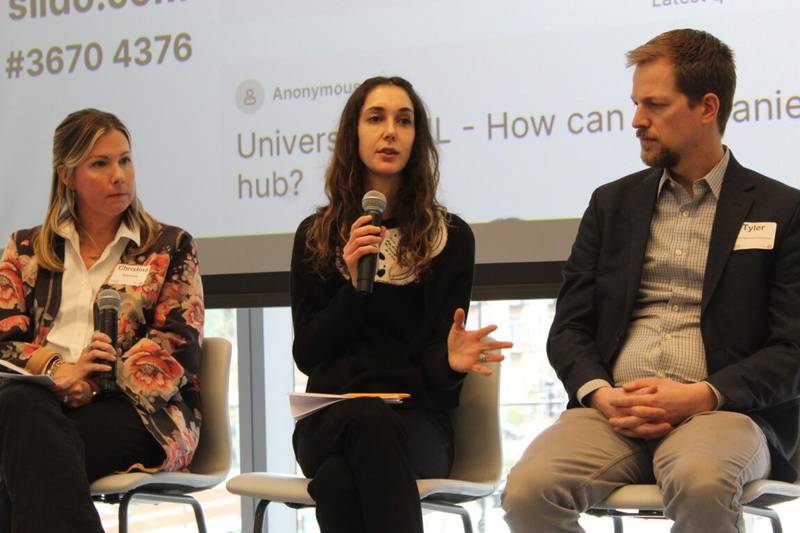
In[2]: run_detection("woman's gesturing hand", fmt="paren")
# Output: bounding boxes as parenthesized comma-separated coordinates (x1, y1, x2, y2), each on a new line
(447, 308, 513, 376)
(52, 331, 117, 393)
(342, 214, 385, 289)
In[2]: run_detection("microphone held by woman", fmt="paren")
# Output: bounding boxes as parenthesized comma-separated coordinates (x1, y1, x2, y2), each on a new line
(356, 190, 387, 294)
(96, 287, 120, 397)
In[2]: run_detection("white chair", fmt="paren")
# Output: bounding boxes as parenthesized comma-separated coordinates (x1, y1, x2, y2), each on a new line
(227, 352, 503, 533)
(587, 448, 800, 533)
(91, 337, 233, 533)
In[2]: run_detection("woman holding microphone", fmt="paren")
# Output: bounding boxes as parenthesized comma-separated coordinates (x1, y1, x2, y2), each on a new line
(0, 109, 203, 531)
(291, 76, 511, 533)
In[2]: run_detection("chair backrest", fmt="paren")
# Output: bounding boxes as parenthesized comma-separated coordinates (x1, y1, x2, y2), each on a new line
(448, 340, 502, 484)
(188, 337, 233, 477)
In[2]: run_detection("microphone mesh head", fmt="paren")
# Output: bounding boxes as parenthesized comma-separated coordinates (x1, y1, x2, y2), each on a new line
(362, 190, 387, 213)
(97, 288, 121, 311)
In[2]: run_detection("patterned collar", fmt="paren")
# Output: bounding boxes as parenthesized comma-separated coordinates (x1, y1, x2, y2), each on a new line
(337, 217, 448, 286)
(657, 147, 730, 199)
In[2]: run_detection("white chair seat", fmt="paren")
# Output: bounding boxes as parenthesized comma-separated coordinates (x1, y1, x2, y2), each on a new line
(591, 484, 670, 510)
(226, 473, 314, 505)
(225, 473, 498, 505)
(592, 479, 800, 511)
(742, 479, 800, 502)
(588, 474, 800, 533)
(417, 478, 497, 500)
(91, 470, 227, 494)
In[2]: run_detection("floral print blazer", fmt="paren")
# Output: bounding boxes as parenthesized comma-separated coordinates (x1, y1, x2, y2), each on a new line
(0, 223, 204, 472)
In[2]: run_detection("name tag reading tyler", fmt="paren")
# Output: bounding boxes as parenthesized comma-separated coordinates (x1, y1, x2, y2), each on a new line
(108, 264, 151, 286)
(733, 222, 776, 251)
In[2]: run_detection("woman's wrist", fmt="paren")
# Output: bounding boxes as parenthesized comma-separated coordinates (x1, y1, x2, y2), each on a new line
(83, 377, 100, 397)
(43, 355, 64, 378)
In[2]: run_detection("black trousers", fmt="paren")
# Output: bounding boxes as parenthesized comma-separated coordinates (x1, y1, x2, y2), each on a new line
(293, 398, 454, 533)
(0, 381, 165, 533)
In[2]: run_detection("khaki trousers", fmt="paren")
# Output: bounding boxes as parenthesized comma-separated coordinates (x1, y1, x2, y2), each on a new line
(502, 408, 771, 533)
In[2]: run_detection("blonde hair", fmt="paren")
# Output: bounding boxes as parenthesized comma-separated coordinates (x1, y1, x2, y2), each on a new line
(34, 108, 159, 271)
(627, 29, 736, 135)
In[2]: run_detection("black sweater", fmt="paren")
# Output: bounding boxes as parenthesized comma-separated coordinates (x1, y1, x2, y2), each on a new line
(290, 213, 475, 410)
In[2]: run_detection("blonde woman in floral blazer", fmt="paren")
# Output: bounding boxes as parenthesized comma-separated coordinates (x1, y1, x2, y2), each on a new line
(0, 224, 204, 469)
(0, 109, 203, 532)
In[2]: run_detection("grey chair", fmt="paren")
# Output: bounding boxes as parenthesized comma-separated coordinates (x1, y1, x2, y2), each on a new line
(227, 348, 503, 533)
(91, 337, 233, 533)
(586, 448, 800, 533)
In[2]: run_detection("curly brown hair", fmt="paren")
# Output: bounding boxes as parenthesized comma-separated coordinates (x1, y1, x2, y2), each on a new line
(304, 76, 446, 278)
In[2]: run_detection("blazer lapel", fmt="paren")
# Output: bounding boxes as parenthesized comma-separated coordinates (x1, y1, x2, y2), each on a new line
(625, 170, 661, 313)
(702, 156, 754, 313)
(33, 236, 64, 340)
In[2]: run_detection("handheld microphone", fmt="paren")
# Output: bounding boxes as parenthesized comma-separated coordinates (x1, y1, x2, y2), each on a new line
(356, 190, 387, 294)
(96, 288, 121, 397)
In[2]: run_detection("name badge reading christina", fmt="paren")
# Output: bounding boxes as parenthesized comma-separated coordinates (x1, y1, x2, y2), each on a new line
(108, 264, 151, 286)
(733, 222, 777, 251)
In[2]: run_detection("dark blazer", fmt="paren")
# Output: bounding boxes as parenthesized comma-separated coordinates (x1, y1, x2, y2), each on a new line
(548, 153, 800, 482)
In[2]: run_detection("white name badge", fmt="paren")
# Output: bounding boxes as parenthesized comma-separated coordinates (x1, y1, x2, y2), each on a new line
(108, 264, 151, 286)
(733, 221, 777, 251)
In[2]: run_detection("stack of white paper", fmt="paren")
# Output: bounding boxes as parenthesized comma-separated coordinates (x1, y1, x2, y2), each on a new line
(289, 392, 408, 421)
(0, 359, 55, 387)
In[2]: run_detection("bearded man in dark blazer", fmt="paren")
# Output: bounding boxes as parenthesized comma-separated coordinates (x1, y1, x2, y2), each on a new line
(502, 28, 800, 533)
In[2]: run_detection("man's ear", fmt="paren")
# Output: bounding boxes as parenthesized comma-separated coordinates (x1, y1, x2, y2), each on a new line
(700, 92, 721, 126)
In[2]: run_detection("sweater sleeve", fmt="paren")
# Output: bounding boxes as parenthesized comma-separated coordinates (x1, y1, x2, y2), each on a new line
(290, 217, 369, 375)
(419, 216, 474, 393)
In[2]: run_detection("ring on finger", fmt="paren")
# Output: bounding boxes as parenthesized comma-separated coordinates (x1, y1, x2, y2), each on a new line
(478, 352, 488, 363)
(62, 395, 69, 404)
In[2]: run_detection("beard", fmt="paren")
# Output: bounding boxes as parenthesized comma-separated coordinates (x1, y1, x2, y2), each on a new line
(640, 145, 679, 169)
(637, 130, 679, 169)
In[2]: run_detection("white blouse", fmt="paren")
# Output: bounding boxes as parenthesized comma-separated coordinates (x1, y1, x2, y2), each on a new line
(44, 220, 139, 362)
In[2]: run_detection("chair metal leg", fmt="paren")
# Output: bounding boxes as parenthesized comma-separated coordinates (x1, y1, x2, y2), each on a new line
(595, 507, 785, 533)
(461, 510, 474, 533)
(478, 496, 488, 533)
(118, 492, 134, 533)
(422, 501, 473, 533)
(252, 499, 270, 533)
(744, 506, 783, 533)
(768, 515, 784, 533)
(115, 491, 208, 533)
(187, 496, 209, 533)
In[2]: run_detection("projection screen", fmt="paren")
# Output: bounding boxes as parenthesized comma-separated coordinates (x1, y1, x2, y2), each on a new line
(1, 1, 798, 274)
